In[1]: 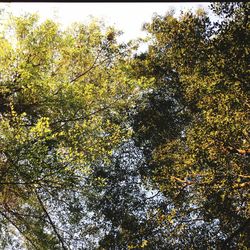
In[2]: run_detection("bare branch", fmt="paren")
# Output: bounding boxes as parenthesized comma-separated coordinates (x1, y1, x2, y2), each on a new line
(35, 190, 68, 250)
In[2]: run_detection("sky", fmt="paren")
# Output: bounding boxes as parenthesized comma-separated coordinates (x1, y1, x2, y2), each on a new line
(1, 3, 214, 39)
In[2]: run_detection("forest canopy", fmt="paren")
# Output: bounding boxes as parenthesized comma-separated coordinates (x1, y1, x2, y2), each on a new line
(0, 2, 249, 249)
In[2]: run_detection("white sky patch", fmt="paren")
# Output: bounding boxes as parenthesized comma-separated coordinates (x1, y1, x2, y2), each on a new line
(1, 3, 217, 52)
(1, 3, 213, 37)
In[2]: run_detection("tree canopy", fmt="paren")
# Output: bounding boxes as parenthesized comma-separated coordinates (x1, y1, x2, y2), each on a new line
(131, 2, 249, 248)
(0, 3, 249, 249)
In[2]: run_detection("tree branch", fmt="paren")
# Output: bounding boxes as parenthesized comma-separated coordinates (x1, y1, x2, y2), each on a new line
(35, 190, 68, 250)
(70, 47, 103, 83)
(0, 210, 38, 249)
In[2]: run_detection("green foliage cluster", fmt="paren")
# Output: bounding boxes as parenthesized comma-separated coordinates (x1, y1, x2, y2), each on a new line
(0, 3, 249, 249)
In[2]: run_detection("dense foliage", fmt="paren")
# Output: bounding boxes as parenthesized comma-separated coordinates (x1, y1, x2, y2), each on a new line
(0, 3, 249, 249)
(130, 2, 249, 248)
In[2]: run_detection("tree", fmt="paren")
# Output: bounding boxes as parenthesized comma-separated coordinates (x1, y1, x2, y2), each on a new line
(0, 13, 150, 249)
(0, 3, 249, 249)
(131, 2, 249, 248)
